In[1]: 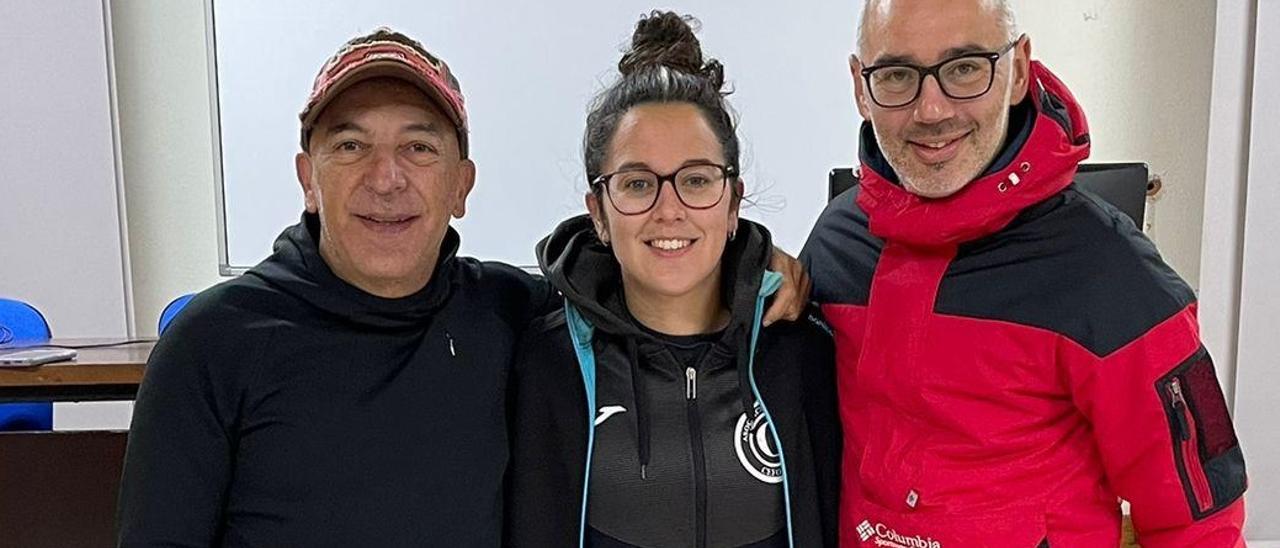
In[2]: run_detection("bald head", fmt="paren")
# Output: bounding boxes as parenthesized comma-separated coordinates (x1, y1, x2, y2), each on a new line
(857, 0, 1019, 58)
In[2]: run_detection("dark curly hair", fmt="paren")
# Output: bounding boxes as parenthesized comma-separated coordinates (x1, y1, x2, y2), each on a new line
(583, 11, 741, 193)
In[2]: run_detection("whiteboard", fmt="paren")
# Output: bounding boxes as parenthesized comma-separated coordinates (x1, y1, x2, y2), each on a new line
(208, 0, 861, 272)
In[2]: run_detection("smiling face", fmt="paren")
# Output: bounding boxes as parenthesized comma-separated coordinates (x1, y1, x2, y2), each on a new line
(586, 102, 741, 307)
(295, 78, 475, 298)
(853, 0, 1029, 198)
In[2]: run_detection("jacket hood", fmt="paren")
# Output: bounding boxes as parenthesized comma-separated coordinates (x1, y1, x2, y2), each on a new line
(245, 212, 458, 329)
(856, 61, 1091, 247)
(536, 213, 772, 342)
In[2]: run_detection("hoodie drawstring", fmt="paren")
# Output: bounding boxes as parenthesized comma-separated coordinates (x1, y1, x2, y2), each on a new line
(734, 326, 755, 418)
(627, 336, 651, 480)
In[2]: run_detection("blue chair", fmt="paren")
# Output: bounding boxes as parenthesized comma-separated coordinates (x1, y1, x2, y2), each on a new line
(0, 298, 54, 431)
(158, 293, 196, 335)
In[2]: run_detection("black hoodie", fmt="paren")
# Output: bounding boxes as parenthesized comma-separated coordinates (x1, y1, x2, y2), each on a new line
(118, 213, 554, 548)
(505, 215, 841, 547)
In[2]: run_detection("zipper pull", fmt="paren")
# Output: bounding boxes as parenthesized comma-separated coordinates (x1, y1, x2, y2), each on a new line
(686, 367, 696, 400)
(1168, 378, 1190, 440)
(446, 332, 456, 357)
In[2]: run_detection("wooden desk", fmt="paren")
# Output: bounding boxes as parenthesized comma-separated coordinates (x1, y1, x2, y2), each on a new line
(0, 338, 153, 403)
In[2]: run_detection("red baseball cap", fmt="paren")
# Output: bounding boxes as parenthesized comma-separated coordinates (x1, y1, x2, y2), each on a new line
(299, 27, 469, 157)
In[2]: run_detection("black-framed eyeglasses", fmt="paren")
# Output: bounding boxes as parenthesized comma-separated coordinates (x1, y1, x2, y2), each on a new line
(860, 36, 1022, 108)
(591, 162, 737, 215)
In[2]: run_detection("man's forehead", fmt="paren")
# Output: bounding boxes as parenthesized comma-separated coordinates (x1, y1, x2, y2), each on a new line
(861, 0, 1007, 63)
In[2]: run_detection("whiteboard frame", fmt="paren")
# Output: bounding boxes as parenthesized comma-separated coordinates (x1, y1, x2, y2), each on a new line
(204, 0, 241, 275)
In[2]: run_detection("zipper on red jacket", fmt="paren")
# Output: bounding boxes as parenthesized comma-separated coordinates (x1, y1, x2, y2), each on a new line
(686, 366, 708, 548)
(1167, 377, 1214, 512)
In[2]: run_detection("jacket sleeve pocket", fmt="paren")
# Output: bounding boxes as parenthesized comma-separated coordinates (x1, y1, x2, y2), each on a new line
(1154, 346, 1247, 519)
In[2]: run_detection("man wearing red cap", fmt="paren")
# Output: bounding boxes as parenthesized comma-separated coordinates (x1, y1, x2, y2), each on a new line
(117, 28, 808, 547)
(802, 1, 1247, 546)
(117, 29, 527, 547)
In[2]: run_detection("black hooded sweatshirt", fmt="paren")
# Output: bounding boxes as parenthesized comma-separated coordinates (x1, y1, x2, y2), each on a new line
(117, 213, 553, 548)
(505, 215, 841, 548)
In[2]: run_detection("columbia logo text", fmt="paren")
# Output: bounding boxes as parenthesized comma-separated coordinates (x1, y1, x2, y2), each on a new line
(855, 520, 942, 548)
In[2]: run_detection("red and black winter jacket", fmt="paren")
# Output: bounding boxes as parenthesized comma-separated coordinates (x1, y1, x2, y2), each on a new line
(800, 62, 1247, 547)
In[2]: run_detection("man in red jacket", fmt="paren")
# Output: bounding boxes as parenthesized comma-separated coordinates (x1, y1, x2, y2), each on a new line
(801, 0, 1248, 546)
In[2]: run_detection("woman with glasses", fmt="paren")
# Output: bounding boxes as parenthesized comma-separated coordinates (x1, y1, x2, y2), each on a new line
(505, 11, 840, 548)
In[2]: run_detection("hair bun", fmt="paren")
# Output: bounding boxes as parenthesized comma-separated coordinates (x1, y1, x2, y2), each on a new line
(618, 11, 722, 89)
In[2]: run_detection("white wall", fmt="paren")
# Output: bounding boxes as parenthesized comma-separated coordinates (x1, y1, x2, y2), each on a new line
(1199, 0, 1254, 410)
(1013, 0, 1216, 289)
(0, 0, 131, 338)
(1228, 0, 1280, 538)
(1198, 1, 1280, 539)
(111, 0, 224, 337)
